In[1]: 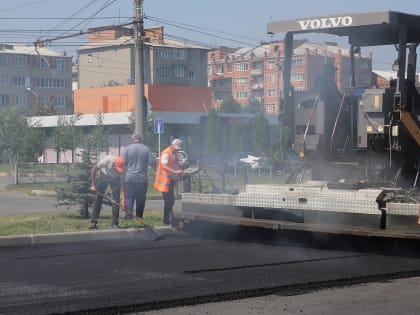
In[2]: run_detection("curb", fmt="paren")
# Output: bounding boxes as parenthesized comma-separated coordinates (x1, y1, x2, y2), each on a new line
(0, 226, 180, 247)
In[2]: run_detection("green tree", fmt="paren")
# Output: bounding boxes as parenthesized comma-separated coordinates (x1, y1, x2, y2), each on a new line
(245, 98, 263, 114)
(90, 112, 109, 156)
(31, 101, 57, 116)
(230, 119, 247, 153)
(53, 114, 81, 162)
(0, 107, 45, 163)
(55, 145, 96, 217)
(252, 112, 270, 154)
(205, 108, 221, 153)
(219, 95, 242, 113)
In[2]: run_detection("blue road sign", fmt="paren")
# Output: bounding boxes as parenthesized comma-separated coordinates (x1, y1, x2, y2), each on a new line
(154, 119, 164, 134)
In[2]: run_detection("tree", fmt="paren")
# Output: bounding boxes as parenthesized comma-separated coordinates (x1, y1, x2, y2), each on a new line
(252, 112, 270, 154)
(230, 119, 247, 153)
(0, 107, 45, 163)
(205, 108, 221, 153)
(245, 98, 263, 114)
(55, 144, 96, 217)
(53, 114, 81, 162)
(219, 95, 242, 113)
(55, 113, 111, 217)
(89, 112, 109, 157)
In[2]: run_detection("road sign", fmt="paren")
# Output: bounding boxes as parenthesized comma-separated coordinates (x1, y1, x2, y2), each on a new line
(154, 119, 164, 134)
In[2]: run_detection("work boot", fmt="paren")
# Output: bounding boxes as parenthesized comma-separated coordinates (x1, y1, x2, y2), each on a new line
(89, 221, 97, 229)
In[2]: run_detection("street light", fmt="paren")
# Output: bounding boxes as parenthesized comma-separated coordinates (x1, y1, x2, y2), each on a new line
(26, 87, 39, 107)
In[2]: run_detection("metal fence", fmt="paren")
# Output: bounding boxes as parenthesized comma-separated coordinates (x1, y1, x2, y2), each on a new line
(14, 162, 71, 185)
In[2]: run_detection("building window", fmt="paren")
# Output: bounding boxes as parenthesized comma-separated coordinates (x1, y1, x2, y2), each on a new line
(216, 63, 224, 74)
(0, 55, 9, 66)
(173, 49, 187, 59)
(236, 63, 248, 71)
(291, 58, 303, 67)
(39, 95, 49, 105)
(15, 95, 27, 106)
(156, 48, 170, 59)
(236, 90, 248, 99)
(54, 96, 65, 107)
(267, 89, 276, 97)
(156, 66, 170, 77)
(267, 60, 275, 69)
(13, 76, 26, 87)
(227, 63, 232, 72)
(267, 74, 275, 83)
(265, 103, 276, 113)
(253, 90, 263, 98)
(39, 57, 49, 69)
(236, 77, 248, 85)
(38, 77, 66, 88)
(16, 55, 27, 67)
(188, 70, 195, 79)
(174, 65, 185, 77)
(54, 58, 65, 71)
(0, 95, 9, 105)
(291, 72, 304, 81)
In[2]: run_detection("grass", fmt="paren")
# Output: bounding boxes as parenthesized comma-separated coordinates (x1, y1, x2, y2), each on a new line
(1, 170, 288, 237)
(0, 209, 165, 237)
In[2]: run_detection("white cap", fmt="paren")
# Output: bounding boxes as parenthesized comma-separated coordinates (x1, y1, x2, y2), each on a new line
(172, 138, 182, 150)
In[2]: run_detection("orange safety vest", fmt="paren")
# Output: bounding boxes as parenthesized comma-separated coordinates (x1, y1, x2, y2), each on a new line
(154, 146, 176, 193)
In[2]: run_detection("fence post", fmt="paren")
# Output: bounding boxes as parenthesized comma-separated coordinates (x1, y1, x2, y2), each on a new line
(15, 162, 18, 185)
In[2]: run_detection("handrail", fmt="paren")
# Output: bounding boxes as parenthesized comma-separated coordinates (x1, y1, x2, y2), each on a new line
(302, 94, 320, 154)
(330, 89, 350, 154)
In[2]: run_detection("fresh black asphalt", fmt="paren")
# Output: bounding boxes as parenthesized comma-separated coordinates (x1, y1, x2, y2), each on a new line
(1, 232, 420, 314)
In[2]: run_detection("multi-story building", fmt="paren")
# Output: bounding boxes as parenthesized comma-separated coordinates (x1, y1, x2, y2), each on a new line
(208, 41, 373, 114)
(0, 44, 73, 114)
(77, 26, 209, 89)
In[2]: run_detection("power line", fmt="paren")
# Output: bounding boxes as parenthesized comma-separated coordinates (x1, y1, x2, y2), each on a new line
(145, 15, 257, 47)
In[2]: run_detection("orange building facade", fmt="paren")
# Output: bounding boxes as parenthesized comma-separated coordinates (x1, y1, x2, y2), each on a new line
(74, 84, 213, 114)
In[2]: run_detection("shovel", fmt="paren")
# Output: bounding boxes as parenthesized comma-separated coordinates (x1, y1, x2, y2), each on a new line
(95, 190, 167, 241)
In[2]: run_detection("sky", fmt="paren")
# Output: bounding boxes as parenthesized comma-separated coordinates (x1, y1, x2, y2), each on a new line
(1, 0, 420, 71)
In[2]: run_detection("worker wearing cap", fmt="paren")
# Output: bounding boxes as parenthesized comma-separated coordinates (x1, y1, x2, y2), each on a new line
(154, 139, 184, 225)
(122, 134, 154, 220)
(89, 155, 126, 229)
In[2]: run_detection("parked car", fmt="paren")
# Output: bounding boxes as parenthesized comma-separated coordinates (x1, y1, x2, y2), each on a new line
(238, 154, 272, 171)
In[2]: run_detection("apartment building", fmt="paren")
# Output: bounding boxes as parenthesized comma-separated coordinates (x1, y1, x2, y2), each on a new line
(208, 41, 373, 114)
(77, 26, 209, 89)
(0, 44, 73, 114)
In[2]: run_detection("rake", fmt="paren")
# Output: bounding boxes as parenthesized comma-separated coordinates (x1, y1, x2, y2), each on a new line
(95, 190, 167, 241)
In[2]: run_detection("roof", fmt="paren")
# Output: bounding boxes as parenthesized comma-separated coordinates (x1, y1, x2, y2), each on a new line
(0, 44, 68, 57)
(78, 35, 209, 51)
(267, 11, 420, 47)
(373, 70, 398, 80)
(29, 112, 279, 128)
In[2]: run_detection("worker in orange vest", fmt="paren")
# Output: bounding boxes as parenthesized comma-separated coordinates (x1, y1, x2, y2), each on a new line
(154, 139, 184, 225)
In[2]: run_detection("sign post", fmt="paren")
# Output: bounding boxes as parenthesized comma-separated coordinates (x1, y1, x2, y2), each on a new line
(154, 119, 164, 155)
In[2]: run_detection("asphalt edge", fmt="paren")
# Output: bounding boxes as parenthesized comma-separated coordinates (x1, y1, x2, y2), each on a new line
(0, 226, 180, 247)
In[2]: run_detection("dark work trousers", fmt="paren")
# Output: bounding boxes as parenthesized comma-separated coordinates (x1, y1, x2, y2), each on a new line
(162, 180, 176, 224)
(91, 174, 121, 225)
(124, 181, 148, 219)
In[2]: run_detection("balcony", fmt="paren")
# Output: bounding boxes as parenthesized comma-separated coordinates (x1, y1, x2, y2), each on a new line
(251, 83, 263, 89)
(250, 69, 263, 75)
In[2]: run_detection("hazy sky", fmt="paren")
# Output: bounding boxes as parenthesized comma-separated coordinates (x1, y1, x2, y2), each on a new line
(1, 0, 420, 70)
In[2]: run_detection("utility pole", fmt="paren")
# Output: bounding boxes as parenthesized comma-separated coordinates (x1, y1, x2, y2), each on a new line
(134, 0, 145, 137)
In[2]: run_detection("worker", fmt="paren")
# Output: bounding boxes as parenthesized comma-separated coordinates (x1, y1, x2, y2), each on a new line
(121, 134, 154, 220)
(154, 138, 184, 225)
(89, 155, 125, 229)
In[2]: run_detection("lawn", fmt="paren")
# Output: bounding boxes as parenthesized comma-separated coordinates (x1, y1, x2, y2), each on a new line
(0, 209, 165, 237)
